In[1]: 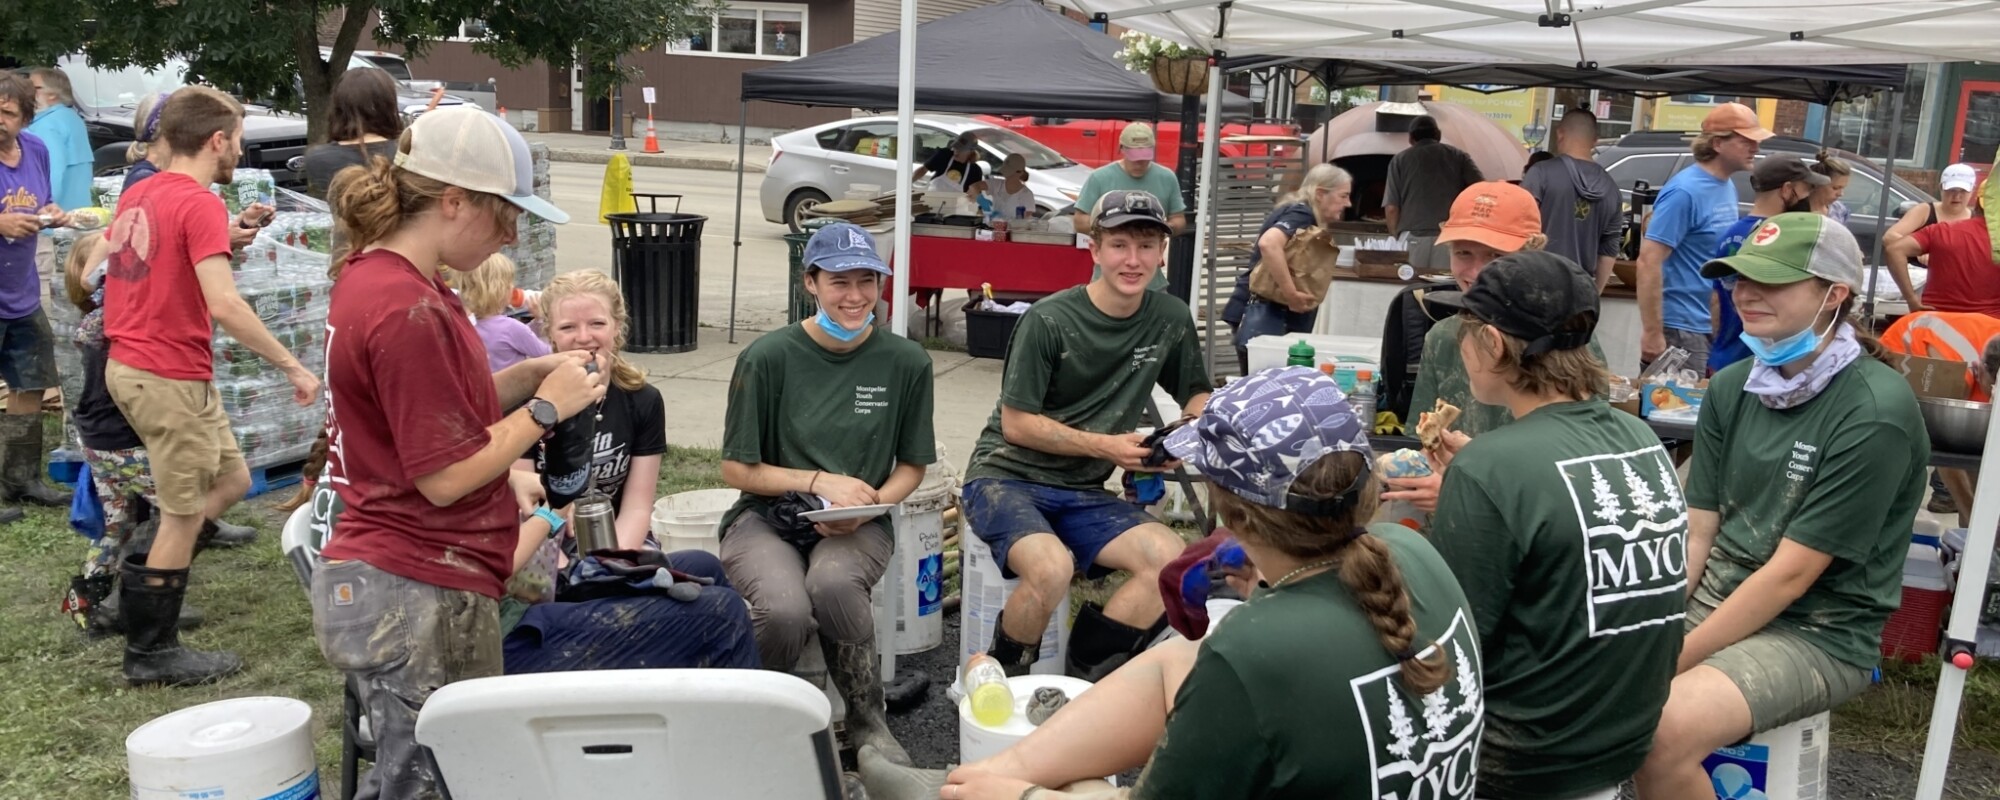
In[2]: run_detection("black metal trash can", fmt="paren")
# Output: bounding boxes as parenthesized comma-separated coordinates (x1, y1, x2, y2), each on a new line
(783, 232, 819, 324)
(607, 212, 707, 353)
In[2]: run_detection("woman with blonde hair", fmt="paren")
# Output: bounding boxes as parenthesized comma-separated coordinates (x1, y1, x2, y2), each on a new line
(1222, 163, 1353, 364)
(462, 253, 550, 373)
(122, 91, 174, 190)
(532, 270, 664, 549)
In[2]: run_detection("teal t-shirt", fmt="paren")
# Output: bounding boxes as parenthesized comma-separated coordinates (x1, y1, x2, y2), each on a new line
(1685, 355, 1929, 668)
(1131, 523, 1484, 800)
(1430, 397, 1687, 799)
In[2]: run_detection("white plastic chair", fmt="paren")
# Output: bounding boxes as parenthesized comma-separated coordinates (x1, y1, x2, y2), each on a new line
(279, 504, 319, 589)
(414, 669, 842, 799)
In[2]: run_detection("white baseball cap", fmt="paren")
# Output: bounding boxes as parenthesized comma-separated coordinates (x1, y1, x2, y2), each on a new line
(1942, 163, 1980, 193)
(395, 106, 569, 224)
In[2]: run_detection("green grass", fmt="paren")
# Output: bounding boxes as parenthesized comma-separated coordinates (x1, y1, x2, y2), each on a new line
(1834, 657, 2000, 754)
(919, 336, 966, 353)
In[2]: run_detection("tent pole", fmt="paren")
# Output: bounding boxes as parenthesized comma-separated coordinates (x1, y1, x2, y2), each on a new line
(1916, 389, 2000, 800)
(1864, 87, 1903, 320)
(730, 102, 747, 344)
(1193, 56, 1225, 373)
(890, 0, 917, 338)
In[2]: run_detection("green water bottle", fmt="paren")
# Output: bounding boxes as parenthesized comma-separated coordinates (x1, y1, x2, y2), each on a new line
(1287, 339, 1316, 368)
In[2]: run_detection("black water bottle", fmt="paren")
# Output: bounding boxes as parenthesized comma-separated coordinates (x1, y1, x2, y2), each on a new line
(541, 362, 600, 509)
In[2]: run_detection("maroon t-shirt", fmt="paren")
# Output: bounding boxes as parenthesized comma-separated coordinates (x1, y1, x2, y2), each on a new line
(319, 250, 516, 598)
(1913, 218, 2000, 318)
(104, 172, 232, 380)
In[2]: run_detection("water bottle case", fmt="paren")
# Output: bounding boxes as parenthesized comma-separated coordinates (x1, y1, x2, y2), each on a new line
(1139, 418, 1191, 468)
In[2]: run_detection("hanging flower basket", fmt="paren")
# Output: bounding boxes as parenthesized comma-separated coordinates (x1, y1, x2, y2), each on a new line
(1150, 56, 1211, 96)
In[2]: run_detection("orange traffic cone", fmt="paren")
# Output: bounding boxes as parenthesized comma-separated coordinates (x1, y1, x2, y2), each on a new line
(642, 112, 661, 154)
(498, 105, 509, 127)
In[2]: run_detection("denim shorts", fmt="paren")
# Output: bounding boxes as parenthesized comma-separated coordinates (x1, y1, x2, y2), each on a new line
(1231, 297, 1317, 349)
(962, 477, 1160, 580)
(0, 308, 58, 391)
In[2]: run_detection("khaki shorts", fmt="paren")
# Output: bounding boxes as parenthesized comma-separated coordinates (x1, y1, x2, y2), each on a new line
(104, 359, 245, 516)
(1686, 593, 1874, 733)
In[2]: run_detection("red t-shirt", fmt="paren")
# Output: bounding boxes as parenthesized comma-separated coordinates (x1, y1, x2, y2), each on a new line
(318, 250, 516, 598)
(104, 172, 232, 380)
(1913, 218, 2000, 318)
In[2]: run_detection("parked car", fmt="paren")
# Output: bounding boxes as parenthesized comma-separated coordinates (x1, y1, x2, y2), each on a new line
(760, 115, 1093, 231)
(975, 115, 1302, 169)
(316, 48, 476, 121)
(44, 55, 312, 188)
(1594, 131, 1933, 258)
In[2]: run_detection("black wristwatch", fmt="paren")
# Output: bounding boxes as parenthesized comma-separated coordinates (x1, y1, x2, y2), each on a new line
(525, 397, 559, 439)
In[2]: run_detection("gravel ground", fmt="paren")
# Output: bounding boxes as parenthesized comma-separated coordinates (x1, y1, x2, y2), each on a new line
(887, 617, 2000, 796)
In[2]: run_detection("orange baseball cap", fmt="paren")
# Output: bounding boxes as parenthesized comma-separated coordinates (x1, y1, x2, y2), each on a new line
(1437, 181, 1542, 252)
(1701, 102, 1774, 141)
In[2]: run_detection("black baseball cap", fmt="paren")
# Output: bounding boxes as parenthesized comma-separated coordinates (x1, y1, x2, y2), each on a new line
(1750, 155, 1830, 193)
(1426, 251, 1598, 357)
(1093, 189, 1171, 233)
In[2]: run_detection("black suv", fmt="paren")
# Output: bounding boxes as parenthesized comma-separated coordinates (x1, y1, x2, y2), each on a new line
(1594, 132, 1934, 258)
(46, 54, 311, 188)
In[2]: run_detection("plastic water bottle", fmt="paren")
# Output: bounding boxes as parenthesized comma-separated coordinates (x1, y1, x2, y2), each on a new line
(1351, 369, 1377, 428)
(963, 654, 1014, 727)
(1015, 206, 1027, 220)
(1287, 339, 1316, 368)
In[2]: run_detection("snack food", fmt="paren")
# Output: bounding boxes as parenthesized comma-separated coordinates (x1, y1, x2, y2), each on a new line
(1377, 448, 1434, 479)
(1648, 386, 1690, 412)
(1415, 399, 1462, 452)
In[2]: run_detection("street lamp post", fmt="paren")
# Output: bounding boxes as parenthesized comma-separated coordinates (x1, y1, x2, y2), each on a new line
(608, 55, 627, 151)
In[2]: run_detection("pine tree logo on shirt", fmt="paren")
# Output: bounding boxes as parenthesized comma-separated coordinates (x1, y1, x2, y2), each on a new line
(1354, 609, 1483, 800)
(1559, 444, 1690, 637)
(105, 205, 154, 283)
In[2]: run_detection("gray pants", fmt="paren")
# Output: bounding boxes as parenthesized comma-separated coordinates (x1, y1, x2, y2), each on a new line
(1646, 328, 1713, 374)
(721, 513, 893, 669)
(312, 560, 502, 800)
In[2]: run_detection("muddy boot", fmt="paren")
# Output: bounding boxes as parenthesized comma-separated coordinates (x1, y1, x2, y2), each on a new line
(0, 413, 69, 507)
(986, 610, 1039, 678)
(1065, 602, 1156, 682)
(121, 555, 240, 687)
(823, 633, 912, 767)
(197, 518, 258, 550)
(858, 742, 948, 800)
(82, 578, 204, 637)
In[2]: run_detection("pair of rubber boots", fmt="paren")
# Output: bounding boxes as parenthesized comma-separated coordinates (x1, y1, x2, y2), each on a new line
(821, 633, 913, 800)
(117, 553, 242, 686)
(69, 518, 257, 637)
(0, 412, 72, 525)
(988, 602, 1163, 681)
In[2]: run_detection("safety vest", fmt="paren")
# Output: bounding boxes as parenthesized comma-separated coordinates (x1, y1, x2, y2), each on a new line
(1882, 310, 2000, 401)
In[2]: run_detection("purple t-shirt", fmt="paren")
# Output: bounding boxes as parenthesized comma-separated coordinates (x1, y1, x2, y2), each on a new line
(475, 314, 551, 373)
(0, 133, 51, 320)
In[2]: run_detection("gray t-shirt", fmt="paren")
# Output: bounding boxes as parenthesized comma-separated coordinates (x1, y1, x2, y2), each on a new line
(1523, 154, 1624, 275)
(1383, 140, 1483, 235)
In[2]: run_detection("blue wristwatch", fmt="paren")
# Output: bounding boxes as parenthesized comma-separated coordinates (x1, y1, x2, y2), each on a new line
(532, 506, 565, 537)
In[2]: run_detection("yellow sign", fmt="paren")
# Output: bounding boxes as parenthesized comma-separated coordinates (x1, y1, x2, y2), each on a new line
(1431, 86, 1543, 143)
(1651, 97, 1778, 133)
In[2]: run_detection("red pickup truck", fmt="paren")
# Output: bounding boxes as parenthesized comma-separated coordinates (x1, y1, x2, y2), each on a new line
(974, 116, 1302, 169)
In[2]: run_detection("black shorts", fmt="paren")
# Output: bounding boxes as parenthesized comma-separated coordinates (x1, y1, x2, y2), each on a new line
(0, 309, 59, 392)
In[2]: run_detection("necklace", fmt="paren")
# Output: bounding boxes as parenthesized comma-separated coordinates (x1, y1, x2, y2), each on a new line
(1272, 558, 1341, 589)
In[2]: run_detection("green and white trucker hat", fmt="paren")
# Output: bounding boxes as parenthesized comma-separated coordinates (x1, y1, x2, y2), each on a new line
(1700, 211, 1862, 288)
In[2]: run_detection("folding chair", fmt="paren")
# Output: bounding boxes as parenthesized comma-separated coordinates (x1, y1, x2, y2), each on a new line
(279, 504, 375, 800)
(415, 669, 842, 799)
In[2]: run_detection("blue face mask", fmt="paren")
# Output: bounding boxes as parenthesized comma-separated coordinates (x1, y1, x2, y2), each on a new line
(1738, 285, 1836, 367)
(815, 309, 875, 343)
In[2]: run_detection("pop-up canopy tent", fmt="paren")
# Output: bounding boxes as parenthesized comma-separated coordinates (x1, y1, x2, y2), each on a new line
(1039, 1, 1996, 795)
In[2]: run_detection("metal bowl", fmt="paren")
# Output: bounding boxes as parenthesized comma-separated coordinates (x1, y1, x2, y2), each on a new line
(1919, 396, 1992, 454)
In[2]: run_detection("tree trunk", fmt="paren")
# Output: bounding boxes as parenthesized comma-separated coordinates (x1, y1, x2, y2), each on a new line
(298, 0, 378, 145)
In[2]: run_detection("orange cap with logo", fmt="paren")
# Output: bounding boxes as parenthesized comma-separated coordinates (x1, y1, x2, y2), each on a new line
(1437, 181, 1542, 253)
(1700, 102, 1774, 141)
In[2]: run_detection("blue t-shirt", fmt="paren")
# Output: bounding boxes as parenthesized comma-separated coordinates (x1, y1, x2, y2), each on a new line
(1645, 165, 1739, 333)
(1707, 215, 1763, 374)
(27, 104, 94, 212)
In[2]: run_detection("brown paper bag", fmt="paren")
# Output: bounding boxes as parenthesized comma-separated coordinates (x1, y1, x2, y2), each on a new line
(1249, 224, 1339, 304)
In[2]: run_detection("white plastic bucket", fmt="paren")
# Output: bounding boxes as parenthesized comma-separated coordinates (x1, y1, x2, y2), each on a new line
(128, 696, 318, 800)
(959, 530, 1070, 693)
(1702, 712, 1828, 800)
(651, 488, 738, 555)
(958, 674, 1094, 764)
(893, 470, 953, 655)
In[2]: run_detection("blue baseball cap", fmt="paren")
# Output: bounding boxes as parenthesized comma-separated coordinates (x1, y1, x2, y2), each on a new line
(803, 222, 891, 275)
(1165, 366, 1373, 514)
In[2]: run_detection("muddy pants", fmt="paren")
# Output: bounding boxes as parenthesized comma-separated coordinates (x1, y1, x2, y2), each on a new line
(721, 513, 892, 669)
(311, 559, 502, 800)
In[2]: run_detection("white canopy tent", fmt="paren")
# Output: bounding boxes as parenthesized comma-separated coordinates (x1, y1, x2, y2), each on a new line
(1031, 1, 2000, 796)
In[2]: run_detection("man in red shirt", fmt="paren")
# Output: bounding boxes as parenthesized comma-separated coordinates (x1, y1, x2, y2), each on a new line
(1887, 213, 2000, 317)
(102, 86, 320, 686)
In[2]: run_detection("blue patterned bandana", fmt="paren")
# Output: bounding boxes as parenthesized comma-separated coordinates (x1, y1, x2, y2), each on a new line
(1165, 366, 1373, 511)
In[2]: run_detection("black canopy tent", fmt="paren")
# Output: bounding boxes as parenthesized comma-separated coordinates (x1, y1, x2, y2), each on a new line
(1250, 57, 1907, 105)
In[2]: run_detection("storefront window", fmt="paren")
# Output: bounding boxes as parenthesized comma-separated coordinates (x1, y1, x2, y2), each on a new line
(1825, 71, 1925, 162)
(670, 3, 809, 60)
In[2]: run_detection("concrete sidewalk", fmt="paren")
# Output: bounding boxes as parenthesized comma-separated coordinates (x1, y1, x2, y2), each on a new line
(624, 327, 1004, 466)
(525, 131, 767, 174)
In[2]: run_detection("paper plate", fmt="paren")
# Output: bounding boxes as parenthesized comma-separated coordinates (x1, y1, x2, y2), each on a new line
(800, 503, 897, 523)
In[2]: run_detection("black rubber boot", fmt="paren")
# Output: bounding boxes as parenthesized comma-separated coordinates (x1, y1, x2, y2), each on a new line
(82, 579, 205, 637)
(0, 413, 71, 507)
(822, 633, 913, 767)
(1065, 602, 1155, 682)
(121, 554, 241, 687)
(197, 518, 258, 549)
(986, 610, 1039, 677)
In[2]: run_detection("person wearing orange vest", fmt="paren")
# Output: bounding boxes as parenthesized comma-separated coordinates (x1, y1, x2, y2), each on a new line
(1881, 310, 2000, 522)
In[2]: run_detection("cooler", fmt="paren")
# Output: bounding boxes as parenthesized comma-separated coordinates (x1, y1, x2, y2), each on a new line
(1243, 333, 1382, 375)
(1882, 531, 1950, 663)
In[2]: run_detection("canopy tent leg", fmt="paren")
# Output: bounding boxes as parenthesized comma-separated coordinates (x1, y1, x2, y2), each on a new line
(889, 0, 918, 338)
(1192, 6, 1231, 379)
(730, 102, 747, 344)
(1863, 87, 1903, 320)
(1916, 410, 2000, 798)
